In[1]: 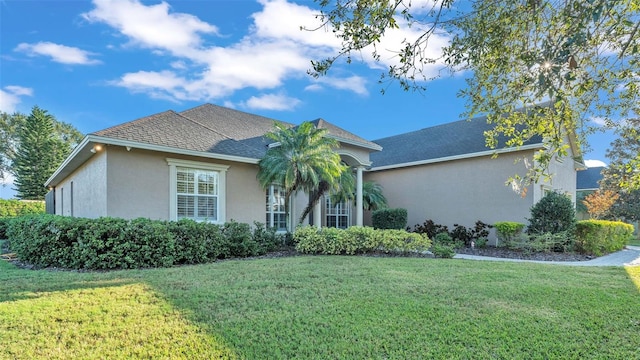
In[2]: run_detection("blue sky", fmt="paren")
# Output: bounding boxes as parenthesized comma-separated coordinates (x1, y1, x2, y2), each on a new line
(0, 0, 613, 198)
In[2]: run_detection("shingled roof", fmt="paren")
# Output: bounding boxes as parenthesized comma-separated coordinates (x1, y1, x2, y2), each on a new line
(370, 115, 544, 169)
(577, 166, 604, 190)
(91, 103, 379, 160)
(310, 118, 382, 150)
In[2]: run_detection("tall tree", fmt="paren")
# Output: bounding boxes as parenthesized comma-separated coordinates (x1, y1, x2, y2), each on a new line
(12, 106, 76, 200)
(0, 112, 27, 183)
(600, 118, 640, 222)
(310, 0, 640, 189)
(257, 122, 351, 225)
(1, 110, 82, 185)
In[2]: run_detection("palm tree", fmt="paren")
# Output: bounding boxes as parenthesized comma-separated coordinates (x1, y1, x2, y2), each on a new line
(331, 179, 388, 211)
(257, 122, 350, 225)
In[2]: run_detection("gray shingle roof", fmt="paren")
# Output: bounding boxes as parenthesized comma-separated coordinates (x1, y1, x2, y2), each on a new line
(91, 103, 380, 160)
(92, 109, 267, 159)
(370, 116, 544, 168)
(577, 167, 604, 190)
(310, 118, 382, 150)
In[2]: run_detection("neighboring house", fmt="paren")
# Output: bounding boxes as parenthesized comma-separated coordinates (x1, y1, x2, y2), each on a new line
(45, 103, 583, 235)
(44, 104, 380, 231)
(366, 116, 583, 230)
(576, 166, 605, 220)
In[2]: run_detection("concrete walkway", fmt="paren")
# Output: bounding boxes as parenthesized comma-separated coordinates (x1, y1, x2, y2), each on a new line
(454, 245, 640, 267)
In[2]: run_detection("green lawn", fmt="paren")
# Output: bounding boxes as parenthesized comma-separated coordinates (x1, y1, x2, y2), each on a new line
(1, 256, 639, 359)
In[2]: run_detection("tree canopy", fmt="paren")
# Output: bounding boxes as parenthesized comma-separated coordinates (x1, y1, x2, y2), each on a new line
(11, 106, 82, 200)
(600, 118, 640, 222)
(257, 122, 352, 225)
(1, 109, 83, 186)
(310, 0, 640, 189)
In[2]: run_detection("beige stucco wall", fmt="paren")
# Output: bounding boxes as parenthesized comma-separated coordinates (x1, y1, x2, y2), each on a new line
(365, 151, 538, 231)
(103, 146, 266, 224)
(533, 153, 578, 205)
(55, 150, 108, 218)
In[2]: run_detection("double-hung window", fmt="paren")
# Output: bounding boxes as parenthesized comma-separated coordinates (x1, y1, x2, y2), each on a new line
(266, 184, 287, 231)
(326, 197, 351, 229)
(167, 159, 228, 222)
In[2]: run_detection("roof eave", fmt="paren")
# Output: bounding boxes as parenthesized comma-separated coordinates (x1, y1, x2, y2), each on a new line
(45, 135, 260, 187)
(369, 143, 544, 171)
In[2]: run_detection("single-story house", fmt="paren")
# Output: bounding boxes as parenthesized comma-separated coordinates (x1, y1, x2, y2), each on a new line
(45, 103, 583, 235)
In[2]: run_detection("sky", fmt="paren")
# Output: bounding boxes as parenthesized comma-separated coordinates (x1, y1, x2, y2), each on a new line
(0, 0, 614, 199)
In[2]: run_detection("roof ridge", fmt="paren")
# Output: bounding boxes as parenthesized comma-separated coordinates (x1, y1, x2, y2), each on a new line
(91, 110, 178, 136)
(182, 103, 296, 127)
(177, 108, 268, 154)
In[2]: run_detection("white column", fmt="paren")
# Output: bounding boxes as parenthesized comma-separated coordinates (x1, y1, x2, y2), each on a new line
(356, 166, 363, 226)
(313, 198, 322, 229)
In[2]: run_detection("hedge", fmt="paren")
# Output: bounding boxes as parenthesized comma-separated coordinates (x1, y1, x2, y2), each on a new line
(372, 208, 407, 230)
(6, 215, 282, 270)
(494, 221, 525, 246)
(294, 226, 431, 255)
(0, 199, 45, 217)
(575, 220, 634, 256)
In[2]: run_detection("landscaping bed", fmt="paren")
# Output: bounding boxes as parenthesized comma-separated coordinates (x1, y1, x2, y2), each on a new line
(456, 246, 594, 261)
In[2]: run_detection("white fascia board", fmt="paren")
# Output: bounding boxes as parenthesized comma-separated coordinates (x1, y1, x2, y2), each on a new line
(369, 143, 544, 172)
(89, 135, 260, 164)
(327, 135, 383, 151)
(45, 136, 92, 187)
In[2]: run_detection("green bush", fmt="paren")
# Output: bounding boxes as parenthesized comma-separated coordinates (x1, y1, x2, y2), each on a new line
(575, 220, 634, 256)
(0, 217, 12, 239)
(294, 226, 430, 255)
(506, 232, 574, 254)
(494, 222, 526, 246)
(0, 199, 45, 217)
(7, 215, 281, 270)
(528, 191, 576, 234)
(433, 232, 463, 249)
(372, 208, 407, 230)
(431, 243, 456, 258)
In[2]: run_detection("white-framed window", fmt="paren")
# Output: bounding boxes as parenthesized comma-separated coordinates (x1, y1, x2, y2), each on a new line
(167, 158, 229, 223)
(326, 197, 351, 229)
(266, 184, 287, 231)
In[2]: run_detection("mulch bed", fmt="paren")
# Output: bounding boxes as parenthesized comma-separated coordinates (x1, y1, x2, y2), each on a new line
(456, 247, 595, 262)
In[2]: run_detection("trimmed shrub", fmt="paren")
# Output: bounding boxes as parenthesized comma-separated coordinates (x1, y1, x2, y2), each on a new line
(575, 220, 634, 256)
(294, 226, 430, 255)
(0, 199, 45, 217)
(507, 232, 574, 254)
(433, 232, 462, 249)
(7, 215, 282, 270)
(0, 217, 12, 239)
(494, 222, 526, 246)
(528, 191, 576, 234)
(431, 243, 455, 258)
(372, 208, 407, 230)
(377, 229, 431, 254)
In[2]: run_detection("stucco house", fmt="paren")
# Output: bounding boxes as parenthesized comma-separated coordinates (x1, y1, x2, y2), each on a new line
(44, 104, 381, 231)
(367, 117, 583, 229)
(45, 103, 583, 233)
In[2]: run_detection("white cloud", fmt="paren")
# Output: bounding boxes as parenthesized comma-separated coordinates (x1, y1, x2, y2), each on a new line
(15, 42, 100, 65)
(584, 159, 607, 168)
(243, 93, 301, 111)
(304, 84, 323, 92)
(590, 116, 608, 127)
(314, 76, 368, 96)
(83, 0, 218, 56)
(88, 0, 450, 104)
(0, 86, 33, 113)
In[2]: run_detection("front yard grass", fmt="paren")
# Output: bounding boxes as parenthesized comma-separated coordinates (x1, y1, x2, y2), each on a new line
(1, 256, 639, 359)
